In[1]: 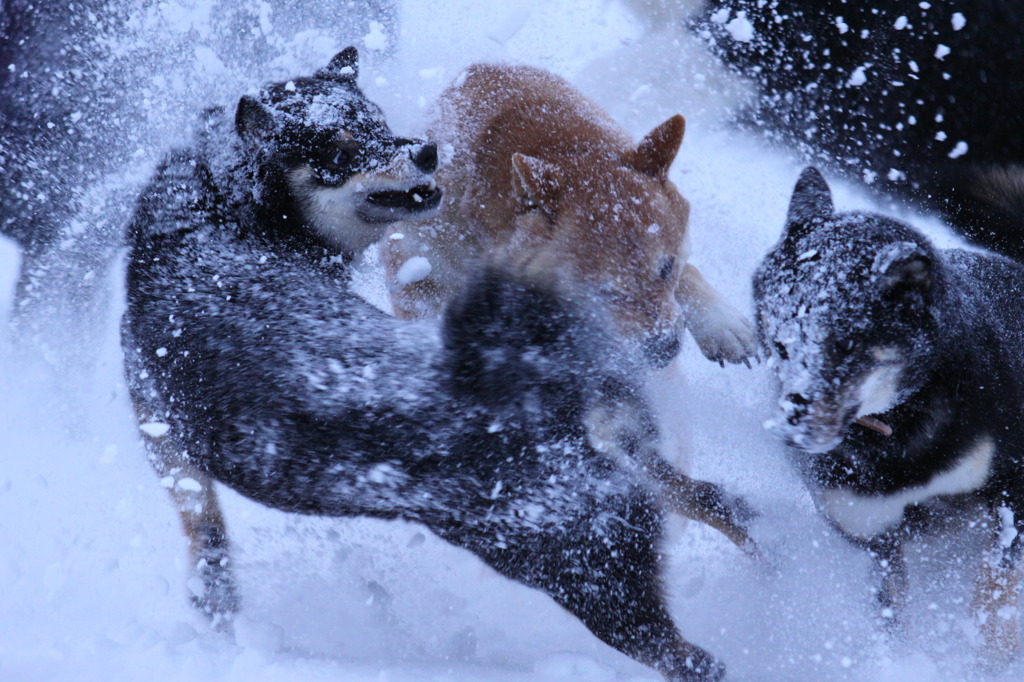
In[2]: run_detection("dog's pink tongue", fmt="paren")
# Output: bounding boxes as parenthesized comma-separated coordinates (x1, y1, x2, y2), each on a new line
(855, 416, 892, 437)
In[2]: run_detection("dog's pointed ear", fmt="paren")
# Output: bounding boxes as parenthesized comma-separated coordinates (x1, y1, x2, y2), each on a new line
(316, 46, 359, 82)
(624, 114, 685, 179)
(876, 242, 933, 292)
(511, 153, 560, 217)
(784, 167, 834, 237)
(235, 95, 275, 144)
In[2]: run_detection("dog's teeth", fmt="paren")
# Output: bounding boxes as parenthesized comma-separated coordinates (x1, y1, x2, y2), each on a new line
(427, 179, 436, 191)
(413, 193, 422, 203)
(855, 415, 892, 437)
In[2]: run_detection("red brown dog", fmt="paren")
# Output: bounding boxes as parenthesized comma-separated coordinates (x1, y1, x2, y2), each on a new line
(383, 63, 756, 368)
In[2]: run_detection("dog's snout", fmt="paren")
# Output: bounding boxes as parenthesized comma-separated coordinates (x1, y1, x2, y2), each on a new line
(411, 142, 438, 173)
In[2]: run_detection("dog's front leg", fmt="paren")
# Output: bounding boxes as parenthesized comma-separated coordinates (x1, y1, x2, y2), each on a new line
(381, 227, 457, 320)
(645, 454, 759, 557)
(383, 238, 440, 319)
(174, 474, 238, 633)
(866, 531, 908, 631)
(973, 503, 1023, 667)
(146, 432, 239, 633)
(676, 263, 757, 366)
(584, 391, 759, 556)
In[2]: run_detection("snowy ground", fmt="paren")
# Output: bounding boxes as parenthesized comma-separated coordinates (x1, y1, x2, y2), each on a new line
(1, 1, 1021, 681)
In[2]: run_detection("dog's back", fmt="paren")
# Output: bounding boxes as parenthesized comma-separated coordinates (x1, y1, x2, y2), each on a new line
(428, 65, 634, 237)
(126, 207, 614, 518)
(692, 0, 1024, 258)
(125, 189, 734, 678)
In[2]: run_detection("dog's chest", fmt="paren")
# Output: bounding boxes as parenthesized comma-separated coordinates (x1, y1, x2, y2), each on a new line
(819, 436, 995, 540)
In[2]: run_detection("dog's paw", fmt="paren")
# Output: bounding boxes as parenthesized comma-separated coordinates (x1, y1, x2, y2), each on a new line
(715, 489, 765, 560)
(190, 560, 241, 636)
(724, 489, 759, 530)
(674, 650, 726, 682)
(687, 298, 758, 367)
(677, 476, 763, 558)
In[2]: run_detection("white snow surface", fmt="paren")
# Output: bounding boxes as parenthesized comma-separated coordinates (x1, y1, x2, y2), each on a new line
(1, 1, 1020, 681)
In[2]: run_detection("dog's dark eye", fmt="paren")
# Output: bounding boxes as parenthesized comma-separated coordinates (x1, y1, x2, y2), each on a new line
(774, 342, 789, 361)
(325, 141, 360, 169)
(658, 255, 677, 281)
(309, 141, 361, 185)
(311, 141, 359, 171)
(331, 148, 352, 167)
(833, 338, 855, 355)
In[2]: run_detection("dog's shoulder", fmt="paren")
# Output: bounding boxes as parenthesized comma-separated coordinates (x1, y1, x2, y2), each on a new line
(129, 110, 240, 245)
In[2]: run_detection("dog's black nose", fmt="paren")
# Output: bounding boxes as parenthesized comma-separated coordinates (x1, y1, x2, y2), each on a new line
(785, 392, 811, 425)
(642, 331, 681, 368)
(411, 142, 438, 173)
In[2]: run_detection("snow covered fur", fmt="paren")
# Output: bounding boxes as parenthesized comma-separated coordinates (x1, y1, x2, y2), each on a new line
(754, 168, 1024, 662)
(383, 63, 757, 369)
(122, 49, 752, 682)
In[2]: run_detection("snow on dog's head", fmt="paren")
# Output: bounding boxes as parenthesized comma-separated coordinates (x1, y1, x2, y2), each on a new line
(753, 168, 945, 453)
(234, 47, 442, 253)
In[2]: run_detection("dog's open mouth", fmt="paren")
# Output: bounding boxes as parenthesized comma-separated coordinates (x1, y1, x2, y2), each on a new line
(361, 182, 442, 222)
(855, 415, 892, 437)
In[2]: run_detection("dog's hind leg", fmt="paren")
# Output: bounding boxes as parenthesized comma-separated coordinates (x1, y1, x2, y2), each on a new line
(676, 262, 757, 366)
(145, 432, 240, 633)
(973, 503, 1024, 667)
(460, 494, 725, 681)
(557, 572, 724, 682)
(546, 505, 723, 681)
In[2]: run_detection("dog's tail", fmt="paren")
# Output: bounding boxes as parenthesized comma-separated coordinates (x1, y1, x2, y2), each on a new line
(441, 260, 626, 425)
(931, 163, 1024, 262)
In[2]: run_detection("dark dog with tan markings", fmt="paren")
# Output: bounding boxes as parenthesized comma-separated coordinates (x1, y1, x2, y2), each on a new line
(755, 167, 1024, 663)
(123, 49, 755, 682)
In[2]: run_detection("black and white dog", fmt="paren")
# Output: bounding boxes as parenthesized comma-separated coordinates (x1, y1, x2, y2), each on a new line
(122, 48, 753, 682)
(754, 167, 1024, 661)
